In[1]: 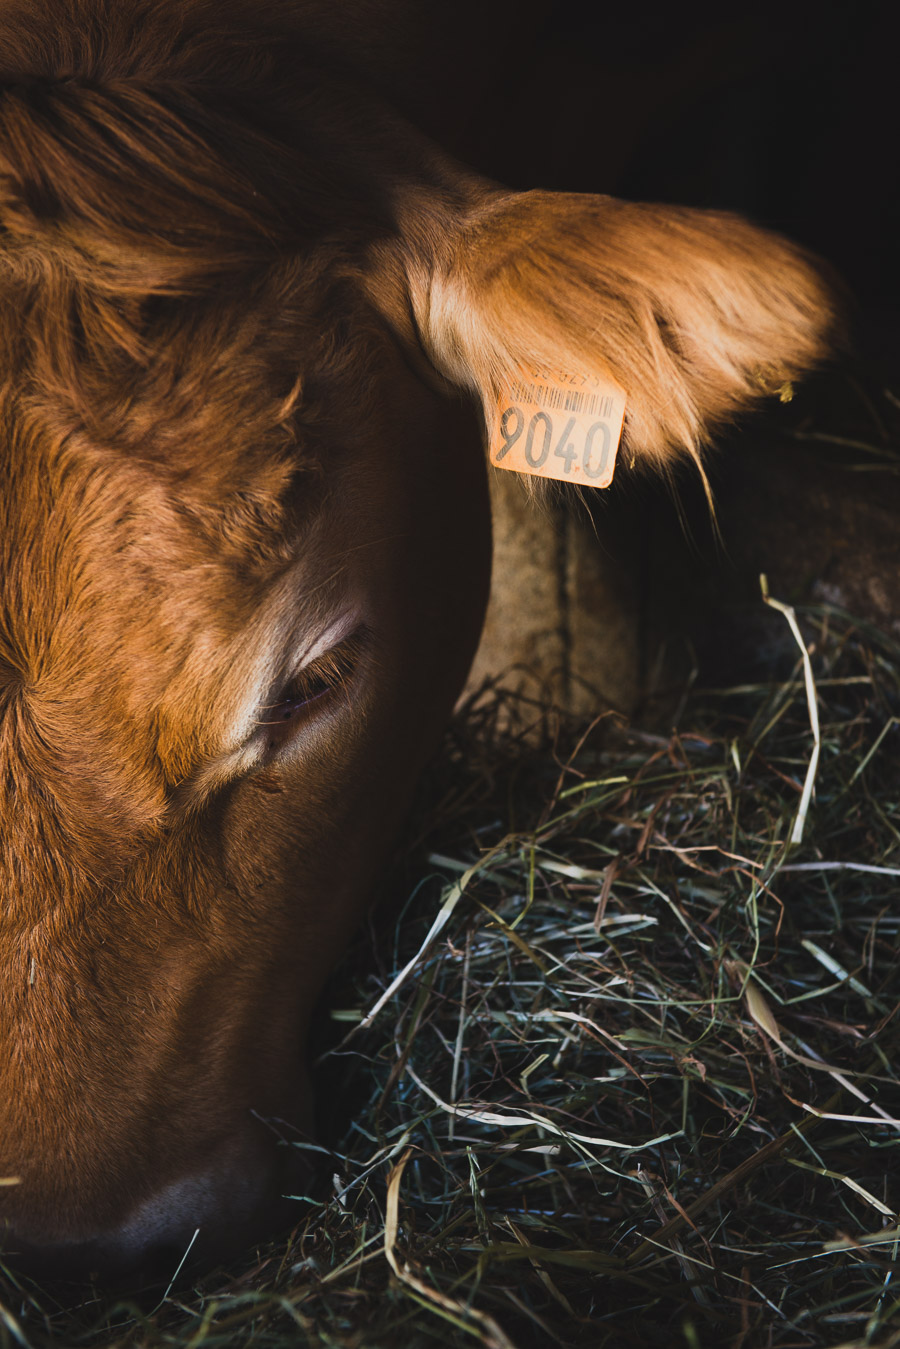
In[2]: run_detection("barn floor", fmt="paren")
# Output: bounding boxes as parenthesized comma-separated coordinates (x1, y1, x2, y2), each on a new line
(3, 591, 899, 1348)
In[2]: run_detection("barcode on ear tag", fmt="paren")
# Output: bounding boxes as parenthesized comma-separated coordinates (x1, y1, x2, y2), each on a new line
(489, 364, 626, 488)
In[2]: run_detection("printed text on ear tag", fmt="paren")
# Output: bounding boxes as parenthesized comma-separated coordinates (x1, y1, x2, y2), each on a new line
(489, 365, 626, 487)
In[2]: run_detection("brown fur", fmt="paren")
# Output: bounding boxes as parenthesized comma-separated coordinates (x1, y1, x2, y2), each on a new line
(408, 189, 839, 470)
(0, 0, 838, 1272)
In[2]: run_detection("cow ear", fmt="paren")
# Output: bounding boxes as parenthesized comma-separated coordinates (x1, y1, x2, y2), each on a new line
(403, 190, 840, 472)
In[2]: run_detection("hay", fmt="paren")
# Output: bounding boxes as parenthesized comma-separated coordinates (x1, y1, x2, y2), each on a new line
(3, 603, 900, 1349)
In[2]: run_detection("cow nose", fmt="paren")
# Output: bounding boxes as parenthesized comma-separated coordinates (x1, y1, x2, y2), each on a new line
(5, 1146, 311, 1285)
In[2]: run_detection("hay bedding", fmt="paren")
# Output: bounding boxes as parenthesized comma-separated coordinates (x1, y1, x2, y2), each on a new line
(2, 599, 899, 1349)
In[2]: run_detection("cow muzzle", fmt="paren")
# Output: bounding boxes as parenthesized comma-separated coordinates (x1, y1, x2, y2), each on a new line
(1, 1137, 310, 1287)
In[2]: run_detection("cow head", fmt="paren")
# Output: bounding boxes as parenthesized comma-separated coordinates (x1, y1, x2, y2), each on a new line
(0, 0, 837, 1280)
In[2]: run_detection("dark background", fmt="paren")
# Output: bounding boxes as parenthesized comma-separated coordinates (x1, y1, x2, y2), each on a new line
(446, 1, 898, 363)
(364, 0, 899, 698)
(435, 0, 900, 696)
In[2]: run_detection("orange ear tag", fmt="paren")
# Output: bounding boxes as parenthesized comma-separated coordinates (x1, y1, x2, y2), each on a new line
(489, 365, 626, 487)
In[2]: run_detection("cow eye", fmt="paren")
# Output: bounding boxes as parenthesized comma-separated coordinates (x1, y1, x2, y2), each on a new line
(257, 634, 365, 745)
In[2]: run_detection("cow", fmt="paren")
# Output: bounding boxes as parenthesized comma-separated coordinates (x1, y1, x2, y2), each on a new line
(0, 0, 837, 1281)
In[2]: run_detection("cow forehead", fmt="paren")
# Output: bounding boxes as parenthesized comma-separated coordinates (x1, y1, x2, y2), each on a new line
(0, 217, 403, 869)
(0, 405, 347, 849)
(0, 415, 288, 647)
(0, 269, 379, 694)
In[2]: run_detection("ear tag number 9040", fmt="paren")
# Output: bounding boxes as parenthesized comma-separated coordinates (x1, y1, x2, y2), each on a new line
(490, 367, 626, 488)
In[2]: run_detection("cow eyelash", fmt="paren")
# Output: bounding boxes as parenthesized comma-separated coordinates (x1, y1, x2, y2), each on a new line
(257, 633, 366, 733)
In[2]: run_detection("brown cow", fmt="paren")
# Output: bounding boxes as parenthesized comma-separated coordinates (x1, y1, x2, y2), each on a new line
(0, 0, 837, 1279)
